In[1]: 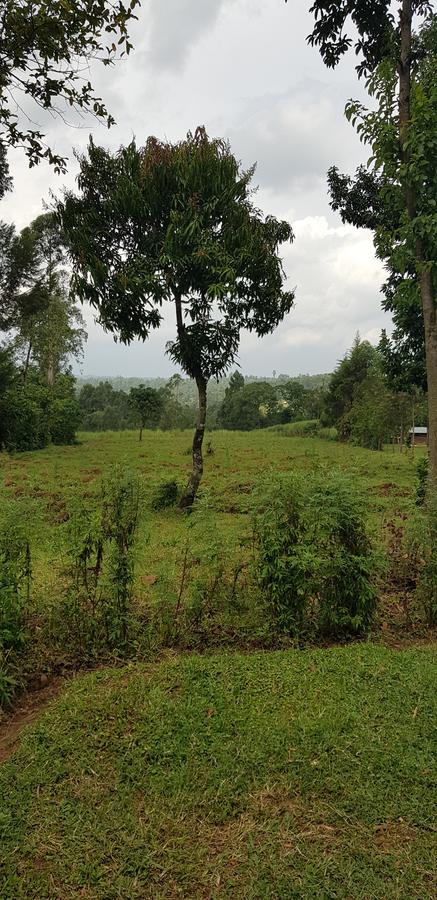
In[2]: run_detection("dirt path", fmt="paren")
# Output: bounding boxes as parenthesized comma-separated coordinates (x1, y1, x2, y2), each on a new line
(0, 677, 66, 764)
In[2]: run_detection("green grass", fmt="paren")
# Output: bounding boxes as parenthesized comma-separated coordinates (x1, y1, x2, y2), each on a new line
(0, 428, 429, 671)
(1, 644, 436, 898)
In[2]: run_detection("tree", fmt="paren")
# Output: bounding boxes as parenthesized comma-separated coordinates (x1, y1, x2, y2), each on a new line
(347, 375, 396, 450)
(299, 1, 437, 480)
(322, 336, 380, 437)
(60, 128, 295, 506)
(276, 379, 307, 422)
(219, 381, 278, 431)
(0, 0, 139, 172)
(78, 381, 135, 431)
(227, 370, 245, 394)
(4, 213, 86, 382)
(129, 385, 163, 440)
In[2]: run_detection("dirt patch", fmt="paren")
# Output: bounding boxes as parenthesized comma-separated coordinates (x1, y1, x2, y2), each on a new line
(0, 677, 66, 764)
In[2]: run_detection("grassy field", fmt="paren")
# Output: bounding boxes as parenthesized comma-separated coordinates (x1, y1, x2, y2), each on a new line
(1, 430, 436, 897)
(1, 645, 436, 898)
(0, 427, 430, 680)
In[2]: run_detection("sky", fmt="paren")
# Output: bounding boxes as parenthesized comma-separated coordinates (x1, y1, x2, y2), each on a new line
(2, 0, 391, 379)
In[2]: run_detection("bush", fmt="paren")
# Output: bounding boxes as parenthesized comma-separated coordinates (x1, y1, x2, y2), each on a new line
(253, 470, 376, 638)
(58, 466, 142, 656)
(151, 480, 179, 510)
(49, 398, 81, 444)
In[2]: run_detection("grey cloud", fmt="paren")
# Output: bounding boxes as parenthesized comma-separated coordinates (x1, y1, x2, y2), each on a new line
(148, 0, 232, 71)
(228, 80, 365, 199)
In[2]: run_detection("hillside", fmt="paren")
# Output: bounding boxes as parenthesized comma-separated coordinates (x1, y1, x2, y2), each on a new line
(75, 372, 331, 405)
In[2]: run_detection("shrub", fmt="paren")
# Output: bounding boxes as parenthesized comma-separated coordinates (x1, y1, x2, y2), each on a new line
(59, 466, 142, 656)
(253, 470, 376, 638)
(49, 398, 81, 445)
(151, 480, 179, 510)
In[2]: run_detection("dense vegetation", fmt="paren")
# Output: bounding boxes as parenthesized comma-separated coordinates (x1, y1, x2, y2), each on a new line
(1, 427, 436, 710)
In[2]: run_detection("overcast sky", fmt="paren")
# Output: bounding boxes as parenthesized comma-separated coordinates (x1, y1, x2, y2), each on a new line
(2, 0, 390, 378)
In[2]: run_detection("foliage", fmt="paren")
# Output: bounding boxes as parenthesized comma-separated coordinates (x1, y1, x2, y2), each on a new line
(253, 470, 376, 637)
(227, 370, 245, 394)
(0, 139, 11, 198)
(219, 381, 278, 430)
(0, 0, 139, 172)
(61, 129, 294, 371)
(322, 335, 380, 435)
(129, 385, 163, 438)
(347, 375, 396, 450)
(307, 3, 437, 475)
(151, 480, 179, 511)
(78, 381, 136, 431)
(0, 366, 80, 451)
(3, 213, 86, 382)
(77, 378, 196, 432)
(60, 127, 294, 504)
(0, 502, 31, 653)
(59, 466, 141, 656)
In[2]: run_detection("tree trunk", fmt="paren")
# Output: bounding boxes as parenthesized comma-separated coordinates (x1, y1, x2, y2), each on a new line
(47, 360, 55, 387)
(421, 269, 437, 479)
(398, 0, 437, 481)
(179, 374, 208, 509)
(139, 426, 143, 442)
(23, 341, 32, 382)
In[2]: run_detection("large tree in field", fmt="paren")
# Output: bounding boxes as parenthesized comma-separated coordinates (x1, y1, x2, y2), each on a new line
(294, 1, 437, 480)
(60, 128, 295, 506)
(0, 0, 139, 171)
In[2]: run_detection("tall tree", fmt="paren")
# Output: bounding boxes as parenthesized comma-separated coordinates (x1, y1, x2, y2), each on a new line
(2, 213, 86, 381)
(322, 335, 380, 437)
(60, 128, 295, 506)
(0, 0, 139, 172)
(297, 1, 437, 479)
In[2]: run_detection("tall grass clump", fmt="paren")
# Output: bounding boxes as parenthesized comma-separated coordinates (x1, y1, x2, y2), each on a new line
(253, 470, 377, 638)
(59, 465, 142, 657)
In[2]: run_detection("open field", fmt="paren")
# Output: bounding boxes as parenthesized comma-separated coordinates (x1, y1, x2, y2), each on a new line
(1, 430, 436, 898)
(1, 645, 436, 898)
(0, 428, 432, 680)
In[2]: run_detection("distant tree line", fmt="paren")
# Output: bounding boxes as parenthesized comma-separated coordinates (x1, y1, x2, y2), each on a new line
(78, 374, 196, 436)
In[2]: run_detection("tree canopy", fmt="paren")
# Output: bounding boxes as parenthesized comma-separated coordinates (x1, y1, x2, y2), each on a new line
(299, 0, 437, 480)
(0, 0, 139, 171)
(60, 127, 295, 505)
